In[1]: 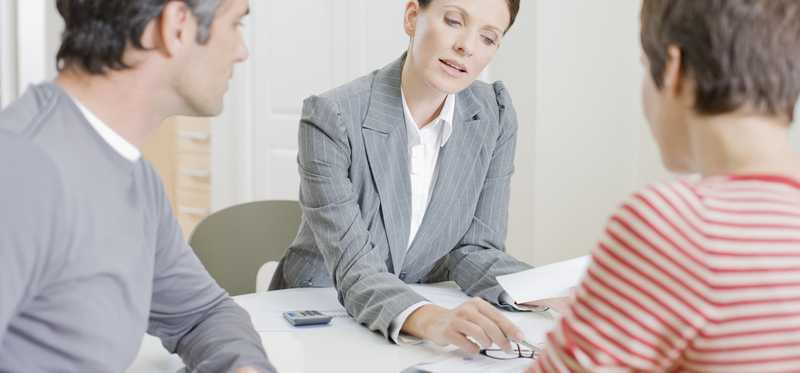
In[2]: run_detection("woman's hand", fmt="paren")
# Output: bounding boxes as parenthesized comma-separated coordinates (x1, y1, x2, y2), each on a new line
(402, 297, 525, 354)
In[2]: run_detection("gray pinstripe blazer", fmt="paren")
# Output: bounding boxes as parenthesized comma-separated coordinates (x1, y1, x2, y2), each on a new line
(269, 55, 532, 338)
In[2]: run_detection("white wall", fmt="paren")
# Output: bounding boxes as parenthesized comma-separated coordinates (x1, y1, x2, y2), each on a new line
(0, 0, 18, 107)
(494, 0, 668, 266)
(1, 0, 61, 107)
(15, 1, 48, 95)
(45, 2, 63, 80)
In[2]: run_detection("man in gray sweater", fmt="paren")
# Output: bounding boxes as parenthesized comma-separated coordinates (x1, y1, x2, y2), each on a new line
(0, 0, 275, 372)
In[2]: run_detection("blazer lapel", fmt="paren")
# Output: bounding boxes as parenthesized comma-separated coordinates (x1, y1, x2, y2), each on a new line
(405, 86, 492, 266)
(362, 56, 412, 273)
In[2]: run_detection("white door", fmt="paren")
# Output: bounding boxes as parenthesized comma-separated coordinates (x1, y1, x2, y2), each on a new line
(0, 0, 13, 108)
(1, 0, 62, 108)
(212, 0, 408, 208)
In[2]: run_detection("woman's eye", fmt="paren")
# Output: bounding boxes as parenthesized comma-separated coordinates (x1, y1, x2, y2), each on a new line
(445, 17, 462, 27)
(482, 35, 497, 46)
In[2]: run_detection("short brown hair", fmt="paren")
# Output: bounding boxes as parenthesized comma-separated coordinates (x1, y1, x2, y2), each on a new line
(640, 0, 800, 121)
(418, 0, 520, 32)
(56, 0, 221, 75)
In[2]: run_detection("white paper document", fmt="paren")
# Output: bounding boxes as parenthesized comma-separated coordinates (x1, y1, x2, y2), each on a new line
(504, 312, 555, 346)
(413, 354, 531, 373)
(497, 255, 591, 304)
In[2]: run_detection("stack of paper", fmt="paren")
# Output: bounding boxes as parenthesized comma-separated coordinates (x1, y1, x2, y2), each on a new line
(497, 255, 591, 304)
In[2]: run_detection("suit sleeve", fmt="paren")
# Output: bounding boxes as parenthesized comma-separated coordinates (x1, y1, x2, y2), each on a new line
(443, 82, 533, 306)
(295, 95, 427, 339)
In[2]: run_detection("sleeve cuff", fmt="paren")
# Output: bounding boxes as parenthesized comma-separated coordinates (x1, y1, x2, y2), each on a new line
(388, 301, 431, 344)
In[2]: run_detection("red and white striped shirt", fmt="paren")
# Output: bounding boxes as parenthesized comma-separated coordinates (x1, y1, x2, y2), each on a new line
(531, 175, 800, 372)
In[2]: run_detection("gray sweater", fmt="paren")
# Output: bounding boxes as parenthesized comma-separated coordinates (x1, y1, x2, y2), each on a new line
(0, 83, 275, 373)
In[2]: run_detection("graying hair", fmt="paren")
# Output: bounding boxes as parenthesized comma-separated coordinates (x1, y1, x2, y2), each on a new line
(56, 0, 222, 75)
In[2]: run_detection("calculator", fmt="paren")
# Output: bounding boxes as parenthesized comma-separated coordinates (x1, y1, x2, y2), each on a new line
(282, 310, 333, 326)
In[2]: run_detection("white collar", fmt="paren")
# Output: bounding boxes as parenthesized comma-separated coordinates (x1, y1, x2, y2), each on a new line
(72, 98, 141, 162)
(401, 90, 455, 147)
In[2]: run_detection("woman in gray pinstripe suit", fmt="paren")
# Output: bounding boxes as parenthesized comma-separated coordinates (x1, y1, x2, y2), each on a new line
(271, 0, 543, 355)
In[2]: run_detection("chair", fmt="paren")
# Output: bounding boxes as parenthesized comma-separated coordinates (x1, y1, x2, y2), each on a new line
(188, 200, 301, 296)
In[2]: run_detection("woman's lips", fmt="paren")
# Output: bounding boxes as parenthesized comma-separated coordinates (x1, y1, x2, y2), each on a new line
(439, 59, 468, 77)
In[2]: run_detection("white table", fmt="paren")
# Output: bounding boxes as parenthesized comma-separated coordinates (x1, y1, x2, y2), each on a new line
(128, 283, 556, 373)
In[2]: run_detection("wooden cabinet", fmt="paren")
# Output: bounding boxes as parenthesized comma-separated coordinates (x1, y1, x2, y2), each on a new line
(141, 117, 212, 238)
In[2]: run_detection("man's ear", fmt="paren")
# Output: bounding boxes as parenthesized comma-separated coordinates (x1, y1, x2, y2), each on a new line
(157, 1, 198, 57)
(404, 1, 421, 38)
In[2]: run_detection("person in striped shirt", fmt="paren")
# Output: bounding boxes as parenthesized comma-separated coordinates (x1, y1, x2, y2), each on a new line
(527, 1, 800, 372)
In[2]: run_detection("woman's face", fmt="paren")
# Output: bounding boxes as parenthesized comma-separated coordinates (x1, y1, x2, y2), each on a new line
(404, 0, 510, 94)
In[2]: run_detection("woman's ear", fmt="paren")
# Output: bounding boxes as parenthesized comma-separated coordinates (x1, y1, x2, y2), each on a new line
(663, 45, 697, 109)
(404, 1, 420, 38)
(662, 45, 685, 99)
